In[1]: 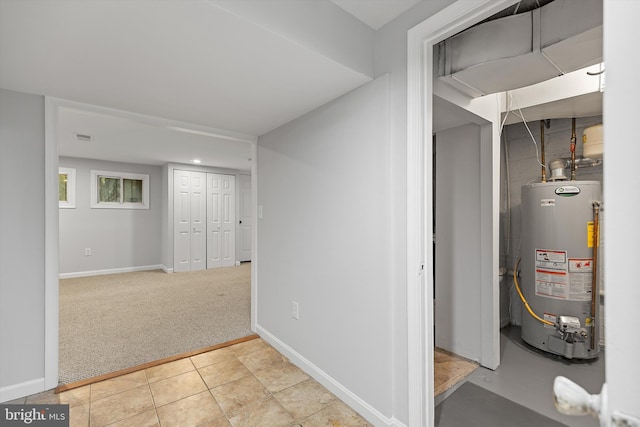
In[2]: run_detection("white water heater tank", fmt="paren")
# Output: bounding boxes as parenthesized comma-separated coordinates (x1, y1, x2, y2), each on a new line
(520, 181, 601, 359)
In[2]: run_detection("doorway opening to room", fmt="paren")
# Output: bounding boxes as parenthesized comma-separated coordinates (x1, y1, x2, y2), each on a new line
(53, 100, 257, 387)
(408, 0, 605, 423)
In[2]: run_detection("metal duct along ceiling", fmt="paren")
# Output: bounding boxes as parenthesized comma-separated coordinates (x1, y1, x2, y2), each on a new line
(437, 0, 602, 97)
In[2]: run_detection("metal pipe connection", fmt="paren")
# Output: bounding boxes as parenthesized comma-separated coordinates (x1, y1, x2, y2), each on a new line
(540, 120, 547, 182)
(590, 201, 601, 350)
(570, 118, 577, 181)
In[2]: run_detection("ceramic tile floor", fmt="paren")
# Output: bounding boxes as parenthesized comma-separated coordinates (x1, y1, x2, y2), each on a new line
(7, 338, 373, 427)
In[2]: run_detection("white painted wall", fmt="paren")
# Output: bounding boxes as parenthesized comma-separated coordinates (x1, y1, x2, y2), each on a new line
(603, 0, 640, 420)
(257, 76, 392, 424)
(434, 123, 483, 360)
(58, 157, 162, 276)
(0, 89, 46, 400)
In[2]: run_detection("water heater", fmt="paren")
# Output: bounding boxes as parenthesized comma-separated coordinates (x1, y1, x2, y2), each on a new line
(520, 181, 601, 359)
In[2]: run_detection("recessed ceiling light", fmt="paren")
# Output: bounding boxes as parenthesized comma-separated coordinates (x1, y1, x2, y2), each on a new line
(191, 159, 201, 164)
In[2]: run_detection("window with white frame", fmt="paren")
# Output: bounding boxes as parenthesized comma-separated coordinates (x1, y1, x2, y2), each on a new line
(59, 167, 76, 208)
(90, 170, 149, 209)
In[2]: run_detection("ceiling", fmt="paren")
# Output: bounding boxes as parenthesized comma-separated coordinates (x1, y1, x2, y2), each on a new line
(1, 0, 602, 168)
(329, 0, 422, 29)
(0, 0, 420, 169)
(56, 105, 256, 170)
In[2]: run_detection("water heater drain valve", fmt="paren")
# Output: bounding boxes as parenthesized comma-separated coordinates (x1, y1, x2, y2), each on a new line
(557, 316, 588, 338)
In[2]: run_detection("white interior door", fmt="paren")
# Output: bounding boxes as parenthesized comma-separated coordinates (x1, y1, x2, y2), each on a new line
(239, 174, 252, 262)
(207, 174, 222, 269)
(207, 173, 236, 268)
(173, 170, 191, 273)
(173, 170, 206, 272)
(190, 172, 207, 271)
(434, 124, 484, 361)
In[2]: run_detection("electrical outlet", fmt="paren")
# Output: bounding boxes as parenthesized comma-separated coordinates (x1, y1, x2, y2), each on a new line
(292, 301, 299, 320)
(84, 248, 92, 256)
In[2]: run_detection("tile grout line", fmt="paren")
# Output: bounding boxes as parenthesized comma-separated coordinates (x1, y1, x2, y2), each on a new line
(142, 368, 161, 427)
(16, 339, 371, 426)
(235, 348, 330, 425)
(192, 353, 231, 425)
(248, 363, 299, 423)
(57, 335, 259, 394)
(88, 382, 92, 426)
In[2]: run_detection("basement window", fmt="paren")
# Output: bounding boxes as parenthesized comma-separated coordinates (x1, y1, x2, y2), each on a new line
(90, 170, 149, 209)
(59, 167, 76, 208)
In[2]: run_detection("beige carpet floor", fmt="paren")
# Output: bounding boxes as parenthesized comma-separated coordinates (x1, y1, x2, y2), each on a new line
(59, 263, 251, 385)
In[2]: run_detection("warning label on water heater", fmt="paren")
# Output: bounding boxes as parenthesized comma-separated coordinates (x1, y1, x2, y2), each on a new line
(567, 258, 594, 301)
(535, 249, 569, 299)
(534, 250, 593, 301)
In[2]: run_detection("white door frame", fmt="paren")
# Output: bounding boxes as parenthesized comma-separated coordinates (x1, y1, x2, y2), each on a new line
(406, 1, 519, 425)
(250, 143, 258, 332)
(43, 97, 60, 391)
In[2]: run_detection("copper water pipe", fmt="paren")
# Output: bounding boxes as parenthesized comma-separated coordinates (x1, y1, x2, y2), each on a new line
(540, 120, 546, 182)
(570, 118, 577, 181)
(590, 201, 601, 350)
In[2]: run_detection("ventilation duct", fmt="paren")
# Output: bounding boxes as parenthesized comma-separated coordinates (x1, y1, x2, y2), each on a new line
(436, 0, 602, 97)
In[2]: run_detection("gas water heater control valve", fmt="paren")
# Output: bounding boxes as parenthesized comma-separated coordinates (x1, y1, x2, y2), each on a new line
(557, 316, 588, 338)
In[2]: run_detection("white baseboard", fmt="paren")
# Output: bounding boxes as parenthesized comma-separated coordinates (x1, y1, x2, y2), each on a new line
(390, 418, 408, 427)
(161, 265, 174, 274)
(59, 264, 164, 279)
(255, 325, 397, 427)
(0, 378, 45, 403)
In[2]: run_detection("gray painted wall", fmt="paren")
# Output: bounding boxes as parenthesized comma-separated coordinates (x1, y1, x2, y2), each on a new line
(434, 123, 483, 360)
(257, 76, 392, 420)
(500, 116, 603, 331)
(0, 89, 46, 390)
(58, 157, 162, 275)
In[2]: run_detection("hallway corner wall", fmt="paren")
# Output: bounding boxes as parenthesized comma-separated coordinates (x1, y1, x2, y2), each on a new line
(0, 89, 47, 401)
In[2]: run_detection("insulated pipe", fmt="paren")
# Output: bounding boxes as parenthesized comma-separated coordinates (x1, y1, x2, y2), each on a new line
(590, 201, 601, 350)
(570, 118, 577, 181)
(540, 120, 547, 182)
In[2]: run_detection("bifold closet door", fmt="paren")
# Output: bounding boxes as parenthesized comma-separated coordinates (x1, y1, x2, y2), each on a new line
(207, 173, 236, 268)
(173, 170, 207, 272)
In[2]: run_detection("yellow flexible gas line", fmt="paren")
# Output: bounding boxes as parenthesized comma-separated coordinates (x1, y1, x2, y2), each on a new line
(513, 258, 555, 326)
